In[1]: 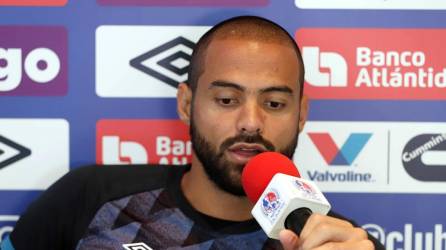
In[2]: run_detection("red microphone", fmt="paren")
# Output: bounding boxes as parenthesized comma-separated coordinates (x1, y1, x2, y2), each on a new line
(242, 152, 331, 239)
(242, 152, 300, 203)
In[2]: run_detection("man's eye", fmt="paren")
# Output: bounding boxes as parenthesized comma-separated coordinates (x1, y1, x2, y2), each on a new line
(265, 101, 285, 109)
(216, 98, 238, 106)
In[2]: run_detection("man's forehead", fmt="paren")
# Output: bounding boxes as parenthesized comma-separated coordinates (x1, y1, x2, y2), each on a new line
(208, 80, 296, 95)
(206, 36, 295, 53)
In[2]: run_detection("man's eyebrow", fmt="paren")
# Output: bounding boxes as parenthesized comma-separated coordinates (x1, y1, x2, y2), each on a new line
(259, 86, 294, 95)
(208, 81, 245, 91)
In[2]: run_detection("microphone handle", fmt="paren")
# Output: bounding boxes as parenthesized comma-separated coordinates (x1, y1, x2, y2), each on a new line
(284, 207, 312, 236)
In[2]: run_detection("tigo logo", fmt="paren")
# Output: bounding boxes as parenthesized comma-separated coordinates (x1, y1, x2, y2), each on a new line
(96, 26, 209, 98)
(295, 0, 446, 10)
(402, 133, 446, 181)
(98, 0, 267, 6)
(0, 119, 69, 190)
(296, 29, 446, 100)
(0, 26, 67, 96)
(97, 120, 191, 165)
(303, 47, 347, 87)
(0, 0, 67, 6)
(308, 133, 372, 166)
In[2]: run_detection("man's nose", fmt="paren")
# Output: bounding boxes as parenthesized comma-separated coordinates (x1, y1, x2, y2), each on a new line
(236, 100, 264, 135)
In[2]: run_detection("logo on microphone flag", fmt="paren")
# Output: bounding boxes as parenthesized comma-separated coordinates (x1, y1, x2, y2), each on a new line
(261, 189, 284, 223)
(294, 179, 321, 201)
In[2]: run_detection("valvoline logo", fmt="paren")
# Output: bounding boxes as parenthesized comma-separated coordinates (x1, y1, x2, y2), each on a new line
(96, 120, 191, 165)
(308, 132, 372, 166)
(296, 29, 446, 100)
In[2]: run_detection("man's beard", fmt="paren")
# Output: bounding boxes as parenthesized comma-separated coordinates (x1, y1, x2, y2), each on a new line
(190, 120, 299, 197)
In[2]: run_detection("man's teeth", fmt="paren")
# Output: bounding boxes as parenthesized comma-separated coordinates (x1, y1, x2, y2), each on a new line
(240, 148, 258, 152)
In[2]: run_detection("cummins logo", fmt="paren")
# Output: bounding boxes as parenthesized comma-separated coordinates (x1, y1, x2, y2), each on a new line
(0, 135, 31, 170)
(130, 37, 195, 89)
(402, 133, 446, 181)
(96, 26, 209, 98)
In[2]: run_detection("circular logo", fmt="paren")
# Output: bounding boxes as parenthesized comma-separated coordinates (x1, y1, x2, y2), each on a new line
(295, 179, 314, 194)
(261, 190, 281, 215)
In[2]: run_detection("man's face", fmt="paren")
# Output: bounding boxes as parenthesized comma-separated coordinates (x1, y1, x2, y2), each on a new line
(189, 38, 306, 196)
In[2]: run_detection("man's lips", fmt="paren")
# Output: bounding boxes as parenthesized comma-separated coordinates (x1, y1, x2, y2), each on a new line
(227, 143, 267, 162)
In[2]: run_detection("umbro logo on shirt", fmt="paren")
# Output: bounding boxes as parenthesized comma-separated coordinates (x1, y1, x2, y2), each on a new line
(122, 242, 153, 250)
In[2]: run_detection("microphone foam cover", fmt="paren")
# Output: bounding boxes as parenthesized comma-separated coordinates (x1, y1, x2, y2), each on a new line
(242, 152, 300, 203)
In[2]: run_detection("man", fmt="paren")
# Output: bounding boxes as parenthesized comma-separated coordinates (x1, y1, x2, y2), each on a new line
(3, 16, 384, 249)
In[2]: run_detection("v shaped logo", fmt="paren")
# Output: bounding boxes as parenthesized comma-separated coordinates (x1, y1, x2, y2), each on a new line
(308, 133, 372, 166)
(0, 135, 31, 170)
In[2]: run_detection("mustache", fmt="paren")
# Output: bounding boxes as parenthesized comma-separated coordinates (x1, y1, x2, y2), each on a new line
(219, 133, 275, 153)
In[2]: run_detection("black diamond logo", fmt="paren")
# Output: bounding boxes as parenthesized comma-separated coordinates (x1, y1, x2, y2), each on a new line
(130, 36, 196, 89)
(0, 135, 31, 170)
(122, 242, 153, 250)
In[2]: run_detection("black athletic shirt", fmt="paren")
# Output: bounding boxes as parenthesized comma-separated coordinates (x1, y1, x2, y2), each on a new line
(6, 164, 385, 250)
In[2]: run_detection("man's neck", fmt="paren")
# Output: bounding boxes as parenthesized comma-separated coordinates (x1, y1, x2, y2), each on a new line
(181, 157, 254, 221)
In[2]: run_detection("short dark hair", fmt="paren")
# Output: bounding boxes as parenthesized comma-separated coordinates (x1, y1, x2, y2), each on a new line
(187, 15, 305, 97)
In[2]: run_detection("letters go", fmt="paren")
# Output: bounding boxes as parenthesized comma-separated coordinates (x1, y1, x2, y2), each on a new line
(0, 47, 61, 91)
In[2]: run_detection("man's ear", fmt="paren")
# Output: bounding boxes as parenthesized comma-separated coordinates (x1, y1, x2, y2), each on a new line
(177, 82, 192, 125)
(298, 94, 309, 133)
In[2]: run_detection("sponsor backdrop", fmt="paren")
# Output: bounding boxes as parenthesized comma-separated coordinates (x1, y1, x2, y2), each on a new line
(0, 1, 445, 249)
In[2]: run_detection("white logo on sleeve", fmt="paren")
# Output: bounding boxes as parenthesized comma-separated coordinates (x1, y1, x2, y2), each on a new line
(122, 242, 153, 250)
(102, 136, 148, 164)
(303, 47, 348, 87)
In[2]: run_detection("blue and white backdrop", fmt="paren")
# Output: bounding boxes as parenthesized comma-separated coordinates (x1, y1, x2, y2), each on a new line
(1, 1, 446, 249)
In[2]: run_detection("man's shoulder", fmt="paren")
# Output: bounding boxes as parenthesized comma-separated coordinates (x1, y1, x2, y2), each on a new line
(69, 164, 182, 185)
(9, 164, 189, 250)
(56, 164, 185, 197)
